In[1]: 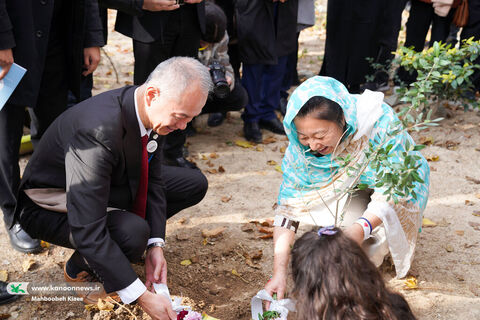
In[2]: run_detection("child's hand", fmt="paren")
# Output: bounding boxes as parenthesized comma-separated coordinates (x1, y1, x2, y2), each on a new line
(264, 274, 286, 309)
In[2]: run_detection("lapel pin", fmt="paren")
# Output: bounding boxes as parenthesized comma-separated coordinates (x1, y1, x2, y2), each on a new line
(147, 140, 158, 153)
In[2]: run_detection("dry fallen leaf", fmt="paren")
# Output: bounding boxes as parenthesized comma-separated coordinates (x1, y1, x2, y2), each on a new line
(209, 153, 219, 159)
(466, 176, 480, 184)
(468, 221, 480, 231)
(426, 155, 439, 162)
(201, 154, 208, 160)
(202, 227, 226, 238)
(422, 218, 437, 227)
(235, 140, 254, 148)
(180, 259, 192, 266)
(443, 140, 460, 150)
(206, 169, 218, 174)
(97, 298, 114, 311)
(0, 314, 11, 320)
(475, 193, 480, 199)
(84, 304, 98, 311)
(274, 165, 283, 173)
(280, 146, 286, 153)
(221, 196, 232, 203)
(472, 211, 480, 217)
(231, 269, 249, 283)
(465, 200, 474, 206)
(260, 219, 274, 227)
(0, 270, 7, 282)
(40, 240, 50, 248)
(267, 160, 277, 166)
(455, 230, 465, 236)
(255, 146, 264, 152)
(178, 218, 186, 224)
(404, 276, 418, 289)
(259, 233, 273, 239)
(206, 160, 215, 167)
(22, 259, 36, 272)
(262, 137, 277, 144)
(418, 136, 434, 145)
(241, 223, 256, 232)
(445, 244, 454, 252)
(218, 166, 225, 173)
(258, 226, 274, 234)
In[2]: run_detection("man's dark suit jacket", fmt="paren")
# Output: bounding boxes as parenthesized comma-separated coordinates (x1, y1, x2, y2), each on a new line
(17, 86, 165, 292)
(99, 0, 205, 43)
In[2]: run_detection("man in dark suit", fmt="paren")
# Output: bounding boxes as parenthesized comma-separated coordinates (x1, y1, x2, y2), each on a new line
(100, 0, 205, 169)
(0, 5, 103, 305)
(15, 57, 212, 319)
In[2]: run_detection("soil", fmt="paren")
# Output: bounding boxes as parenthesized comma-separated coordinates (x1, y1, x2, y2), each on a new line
(1, 3, 480, 320)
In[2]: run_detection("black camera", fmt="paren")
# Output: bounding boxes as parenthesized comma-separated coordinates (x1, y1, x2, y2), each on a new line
(209, 60, 230, 99)
(175, 0, 185, 5)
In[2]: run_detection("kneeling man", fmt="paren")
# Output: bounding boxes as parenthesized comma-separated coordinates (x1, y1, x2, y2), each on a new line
(14, 57, 212, 319)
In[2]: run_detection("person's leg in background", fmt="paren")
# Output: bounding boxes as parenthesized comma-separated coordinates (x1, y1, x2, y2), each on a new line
(162, 5, 202, 169)
(0, 104, 40, 253)
(204, 78, 248, 127)
(395, 0, 435, 86)
(241, 63, 267, 143)
(460, 0, 480, 93)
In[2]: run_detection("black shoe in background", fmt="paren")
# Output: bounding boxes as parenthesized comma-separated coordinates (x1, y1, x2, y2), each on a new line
(207, 112, 225, 127)
(243, 122, 262, 143)
(259, 117, 285, 135)
(7, 223, 41, 254)
(0, 281, 20, 305)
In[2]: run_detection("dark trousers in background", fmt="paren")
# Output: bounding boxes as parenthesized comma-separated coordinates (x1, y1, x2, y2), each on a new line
(18, 165, 208, 264)
(132, 6, 201, 159)
(461, 0, 480, 91)
(0, 42, 68, 227)
(201, 79, 248, 114)
(241, 55, 289, 123)
(396, 0, 453, 85)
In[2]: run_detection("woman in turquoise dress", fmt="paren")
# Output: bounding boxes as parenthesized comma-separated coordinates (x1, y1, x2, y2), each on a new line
(265, 76, 430, 299)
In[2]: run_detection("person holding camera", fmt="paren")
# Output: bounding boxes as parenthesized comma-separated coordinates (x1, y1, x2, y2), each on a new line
(198, 1, 248, 127)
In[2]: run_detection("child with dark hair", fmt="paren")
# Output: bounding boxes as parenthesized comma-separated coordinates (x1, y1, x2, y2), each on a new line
(198, 1, 248, 127)
(291, 226, 416, 320)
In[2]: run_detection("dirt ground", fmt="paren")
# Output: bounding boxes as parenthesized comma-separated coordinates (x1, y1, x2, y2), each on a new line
(1, 3, 480, 320)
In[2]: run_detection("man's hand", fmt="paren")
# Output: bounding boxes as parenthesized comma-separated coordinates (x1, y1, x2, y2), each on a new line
(137, 290, 177, 320)
(184, 0, 204, 4)
(145, 247, 168, 292)
(143, 0, 179, 11)
(0, 48, 14, 80)
(82, 47, 101, 76)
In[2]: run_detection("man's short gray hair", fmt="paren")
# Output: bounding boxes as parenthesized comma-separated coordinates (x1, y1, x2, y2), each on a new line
(145, 57, 213, 100)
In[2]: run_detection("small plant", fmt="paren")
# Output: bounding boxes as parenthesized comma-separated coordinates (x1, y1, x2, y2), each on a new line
(258, 310, 281, 320)
(394, 38, 480, 118)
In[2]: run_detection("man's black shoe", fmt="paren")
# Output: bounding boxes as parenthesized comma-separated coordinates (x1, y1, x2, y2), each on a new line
(165, 156, 198, 170)
(259, 117, 285, 135)
(207, 112, 225, 127)
(0, 281, 19, 305)
(7, 223, 41, 254)
(243, 122, 262, 143)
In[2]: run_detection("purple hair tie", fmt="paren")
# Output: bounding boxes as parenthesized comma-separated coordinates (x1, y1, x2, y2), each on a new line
(317, 225, 337, 236)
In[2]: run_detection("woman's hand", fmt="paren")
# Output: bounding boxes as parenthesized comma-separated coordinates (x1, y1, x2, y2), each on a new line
(344, 223, 364, 245)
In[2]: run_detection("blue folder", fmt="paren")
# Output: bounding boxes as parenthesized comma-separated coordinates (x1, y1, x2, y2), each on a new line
(0, 63, 27, 111)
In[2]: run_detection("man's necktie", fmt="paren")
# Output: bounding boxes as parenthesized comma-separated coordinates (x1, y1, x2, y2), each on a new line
(132, 134, 149, 219)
